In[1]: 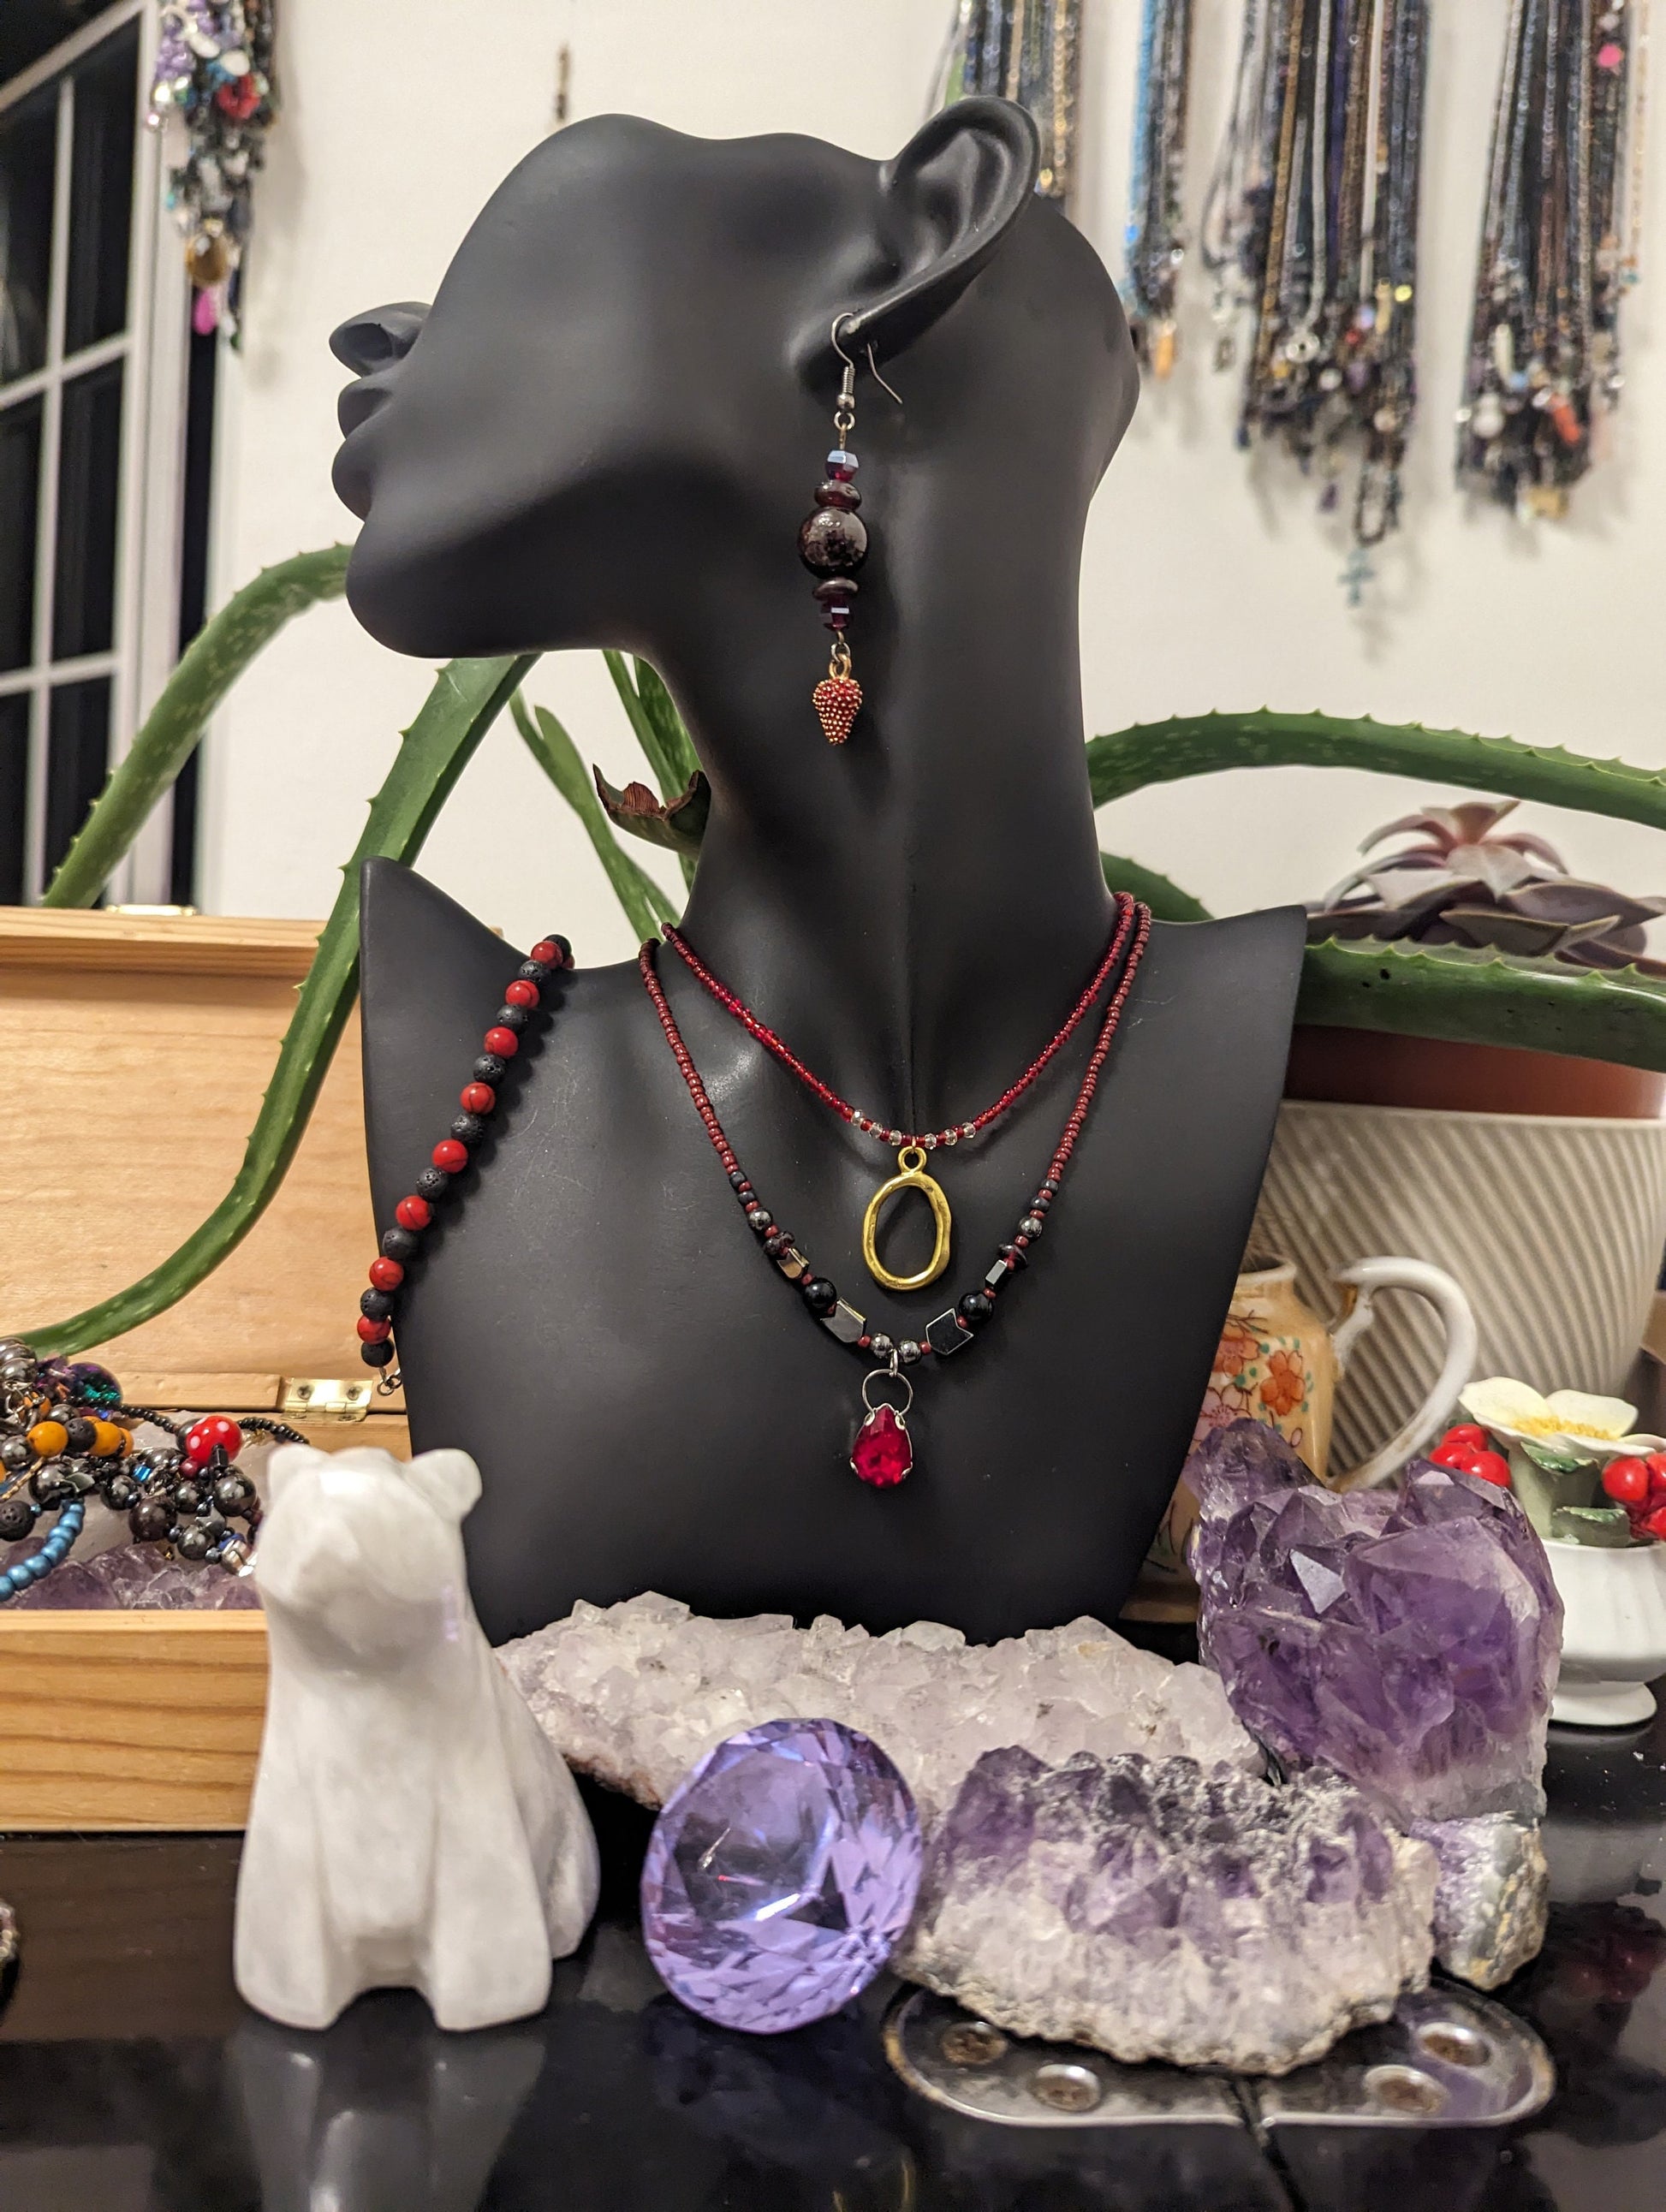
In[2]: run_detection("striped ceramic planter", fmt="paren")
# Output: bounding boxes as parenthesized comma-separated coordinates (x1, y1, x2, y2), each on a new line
(1253, 1101, 1666, 1475)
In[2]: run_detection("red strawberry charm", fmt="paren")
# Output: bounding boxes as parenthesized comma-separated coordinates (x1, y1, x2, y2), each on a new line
(812, 672, 862, 746)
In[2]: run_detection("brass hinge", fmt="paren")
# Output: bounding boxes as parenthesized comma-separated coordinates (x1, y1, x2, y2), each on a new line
(277, 1377, 375, 1424)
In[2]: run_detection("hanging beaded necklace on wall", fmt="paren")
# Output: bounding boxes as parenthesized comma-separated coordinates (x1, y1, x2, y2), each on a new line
(1125, 0, 1199, 378)
(352, 902, 1153, 1490)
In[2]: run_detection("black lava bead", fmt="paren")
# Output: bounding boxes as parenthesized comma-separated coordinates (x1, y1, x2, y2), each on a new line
(361, 1288, 395, 1321)
(473, 1053, 506, 1084)
(129, 1497, 173, 1543)
(493, 1004, 530, 1032)
(0, 1495, 36, 1541)
(60, 1416, 95, 1455)
(798, 507, 869, 576)
(381, 1227, 419, 1264)
(958, 1292, 995, 1329)
(450, 1112, 486, 1145)
(517, 960, 551, 984)
(801, 1276, 839, 1314)
(362, 1339, 396, 1368)
(415, 1167, 452, 1200)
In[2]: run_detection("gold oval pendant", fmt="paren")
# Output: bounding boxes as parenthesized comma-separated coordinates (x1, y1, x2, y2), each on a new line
(861, 1145, 952, 1293)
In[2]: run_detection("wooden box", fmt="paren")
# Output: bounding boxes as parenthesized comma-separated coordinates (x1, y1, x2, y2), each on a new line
(0, 909, 404, 1829)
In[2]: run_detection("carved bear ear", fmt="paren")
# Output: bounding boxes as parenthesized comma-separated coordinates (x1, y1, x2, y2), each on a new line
(264, 1442, 318, 1506)
(402, 1448, 483, 1524)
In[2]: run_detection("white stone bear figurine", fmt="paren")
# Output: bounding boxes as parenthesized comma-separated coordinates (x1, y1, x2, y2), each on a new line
(234, 1443, 598, 2032)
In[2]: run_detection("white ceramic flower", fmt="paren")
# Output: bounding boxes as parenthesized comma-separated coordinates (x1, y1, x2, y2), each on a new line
(1459, 1377, 1666, 1463)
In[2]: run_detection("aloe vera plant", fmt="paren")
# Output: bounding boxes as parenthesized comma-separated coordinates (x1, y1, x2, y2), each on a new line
(20, 543, 1666, 1351)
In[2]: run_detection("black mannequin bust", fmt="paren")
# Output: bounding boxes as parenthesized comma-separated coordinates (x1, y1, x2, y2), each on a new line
(330, 99, 1304, 1647)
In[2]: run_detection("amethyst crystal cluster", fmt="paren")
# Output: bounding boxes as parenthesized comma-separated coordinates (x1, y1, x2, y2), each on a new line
(1189, 1419, 1562, 1824)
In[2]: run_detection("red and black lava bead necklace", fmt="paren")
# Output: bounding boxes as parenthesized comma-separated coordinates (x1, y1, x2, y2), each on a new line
(354, 907, 1153, 1490)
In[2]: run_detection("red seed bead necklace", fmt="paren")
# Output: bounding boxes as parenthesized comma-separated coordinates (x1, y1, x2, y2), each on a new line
(640, 896, 1153, 1486)
(353, 934, 573, 1387)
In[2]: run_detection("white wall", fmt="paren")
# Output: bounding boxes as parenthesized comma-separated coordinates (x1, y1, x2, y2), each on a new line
(203, 0, 1666, 956)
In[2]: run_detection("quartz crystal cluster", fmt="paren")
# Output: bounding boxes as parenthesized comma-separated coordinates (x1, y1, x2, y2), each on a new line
(900, 1748, 1437, 2074)
(497, 1592, 1258, 1828)
(1188, 1420, 1562, 1824)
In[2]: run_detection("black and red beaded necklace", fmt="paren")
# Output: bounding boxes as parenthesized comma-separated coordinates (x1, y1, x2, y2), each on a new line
(354, 904, 1153, 1489)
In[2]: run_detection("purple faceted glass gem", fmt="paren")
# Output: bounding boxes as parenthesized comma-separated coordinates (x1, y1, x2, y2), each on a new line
(1187, 1420, 1562, 1825)
(640, 1716, 922, 2034)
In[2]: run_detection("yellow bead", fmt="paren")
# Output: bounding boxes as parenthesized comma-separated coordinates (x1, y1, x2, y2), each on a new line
(27, 1420, 68, 1457)
(91, 1420, 127, 1457)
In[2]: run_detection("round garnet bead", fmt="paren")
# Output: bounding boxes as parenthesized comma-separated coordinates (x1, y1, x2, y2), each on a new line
(504, 978, 539, 1008)
(369, 1256, 406, 1291)
(431, 1139, 469, 1174)
(484, 1026, 520, 1058)
(798, 507, 869, 576)
(357, 1316, 392, 1343)
(460, 1082, 496, 1115)
(395, 1194, 432, 1232)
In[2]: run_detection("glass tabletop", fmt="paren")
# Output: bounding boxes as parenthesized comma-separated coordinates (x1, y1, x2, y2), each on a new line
(3, 1702, 1665, 2212)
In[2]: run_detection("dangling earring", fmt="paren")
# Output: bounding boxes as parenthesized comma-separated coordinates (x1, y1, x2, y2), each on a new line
(798, 315, 900, 745)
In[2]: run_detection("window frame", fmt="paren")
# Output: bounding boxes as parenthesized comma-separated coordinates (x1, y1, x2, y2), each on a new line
(0, 0, 190, 903)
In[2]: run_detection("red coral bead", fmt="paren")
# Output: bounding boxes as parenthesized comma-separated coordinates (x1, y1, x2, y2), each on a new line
(484, 1026, 519, 1057)
(370, 1256, 405, 1291)
(504, 978, 539, 1008)
(357, 1316, 392, 1343)
(395, 1195, 432, 1231)
(431, 1139, 469, 1173)
(460, 1082, 496, 1115)
(530, 939, 560, 965)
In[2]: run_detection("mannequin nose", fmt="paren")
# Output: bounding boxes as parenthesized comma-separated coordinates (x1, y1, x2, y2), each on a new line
(329, 300, 430, 376)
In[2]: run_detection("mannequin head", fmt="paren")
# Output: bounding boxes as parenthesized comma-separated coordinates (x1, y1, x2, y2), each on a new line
(330, 101, 1135, 669)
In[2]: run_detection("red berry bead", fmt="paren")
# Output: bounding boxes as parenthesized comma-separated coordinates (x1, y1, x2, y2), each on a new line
(357, 1316, 392, 1343)
(484, 1026, 519, 1058)
(1440, 1423, 1490, 1453)
(1430, 1441, 1477, 1471)
(1640, 1503, 1666, 1543)
(369, 1256, 405, 1291)
(460, 1082, 496, 1115)
(1604, 1455, 1653, 1507)
(395, 1194, 432, 1232)
(530, 939, 560, 966)
(185, 1413, 244, 1462)
(1466, 1449, 1512, 1489)
(1646, 1451, 1666, 1498)
(504, 978, 539, 1008)
(431, 1139, 469, 1173)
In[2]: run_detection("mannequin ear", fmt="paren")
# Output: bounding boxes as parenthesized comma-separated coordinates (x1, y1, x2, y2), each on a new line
(403, 1448, 483, 1525)
(839, 97, 1040, 362)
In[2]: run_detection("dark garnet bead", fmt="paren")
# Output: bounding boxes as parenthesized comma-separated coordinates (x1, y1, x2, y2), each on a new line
(997, 1240, 1029, 1271)
(473, 1053, 506, 1084)
(798, 507, 869, 576)
(415, 1166, 452, 1200)
(764, 1229, 794, 1258)
(812, 577, 859, 606)
(381, 1228, 419, 1263)
(958, 1292, 995, 1328)
(362, 1338, 396, 1368)
(517, 960, 551, 984)
(450, 1113, 486, 1145)
(0, 1495, 35, 1541)
(801, 1275, 838, 1313)
(129, 1496, 172, 1543)
(493, 1004, 530, 1032)
(815, 478, 862, 510)
(824, 610, 849, 632)
(361, 1288, 395, 1321)
(100, 1469, 140, 1511)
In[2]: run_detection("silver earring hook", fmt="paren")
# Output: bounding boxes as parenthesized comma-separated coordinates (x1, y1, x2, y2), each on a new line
(830, 313, 903, 407)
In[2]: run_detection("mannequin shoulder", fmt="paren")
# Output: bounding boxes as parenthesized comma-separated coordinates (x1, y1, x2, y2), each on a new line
(1123, 905, 1306, 1071)
(1139, 904, 1308, 996)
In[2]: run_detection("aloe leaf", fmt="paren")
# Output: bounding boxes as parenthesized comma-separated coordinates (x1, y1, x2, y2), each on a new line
(1086, 711, 1666, 836)
(1100, 852, 1213, 922)
(44, 544, 354, 908)
(1298, 936, 1666, 1073)
(602, 650, 699, 886)
(510, 691, 675, 941)
(21, 654, 536, 1355)
(634, 657, 701, 791)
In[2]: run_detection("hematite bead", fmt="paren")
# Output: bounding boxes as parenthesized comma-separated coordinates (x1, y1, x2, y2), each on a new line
(0, 1495, 35, 1541)
(175, 1480, 204, 1515)
(415, 1166, 452, 1200)
(746, 1208, 773, 1234)
(361, 1288, 395, 1322)
(214, 1472, 256, 1513)
(798, 507, 869, 576)
(450, 1112, 487, 1145)
(959, 1292, 994, 1328)
(898, 1340, 922, 1365)
(926, 1311, 973, 1358)
(100, 1470, 140, 1511)
(815, 478, 862, 510)
(362, 1339, 396, 1368)
(0, 1436, 29, 1472)
(801, 1276, 838, 1314)
(1018, 1216, 1045, 1240)
(869, 1334, 894, 1361)
(494, 1004, 530, 1032)
(176, 1522, 213, 1561)
(129, 1496, 172, 1543)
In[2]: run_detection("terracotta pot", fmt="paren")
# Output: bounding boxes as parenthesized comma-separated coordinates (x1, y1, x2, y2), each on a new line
(1287, 1025, 1666, 1121)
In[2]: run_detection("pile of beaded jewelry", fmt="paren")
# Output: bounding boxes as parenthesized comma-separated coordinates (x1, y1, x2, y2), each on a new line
(0, 1341, 300, 1603)
(641, 897, 1153, 1487)
(353, 934, 573, 1384)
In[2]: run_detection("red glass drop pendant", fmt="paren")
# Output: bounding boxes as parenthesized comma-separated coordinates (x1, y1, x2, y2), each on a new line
(812, 672, 862, 746)
(851, 1403, 913, 1487)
